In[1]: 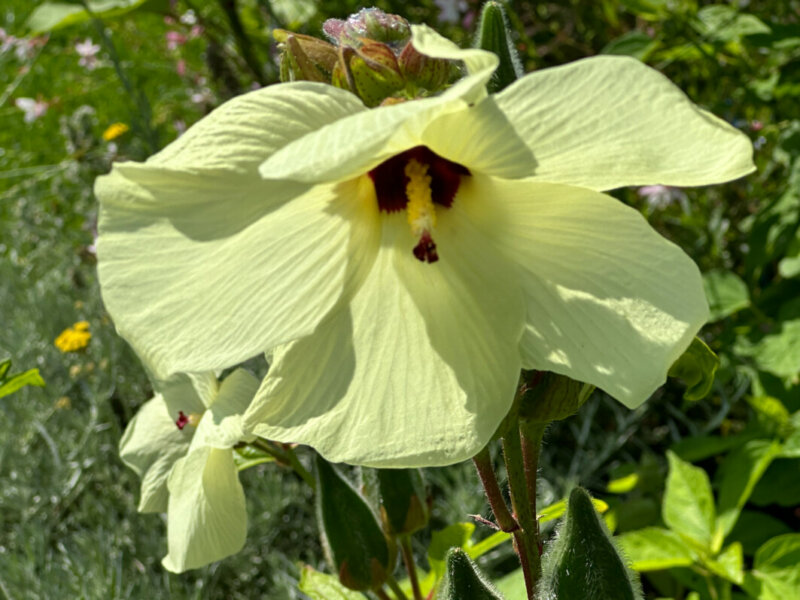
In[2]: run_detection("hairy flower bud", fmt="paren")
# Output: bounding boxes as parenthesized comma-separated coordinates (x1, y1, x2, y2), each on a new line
(333, 40, 406, 107)
(399, 41, 453, 91)
(275, 29, 338, 83)
(323, 8, 410, 47)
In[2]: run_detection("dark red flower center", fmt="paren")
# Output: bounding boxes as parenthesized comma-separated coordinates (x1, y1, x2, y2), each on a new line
(368, 146, 470, 214)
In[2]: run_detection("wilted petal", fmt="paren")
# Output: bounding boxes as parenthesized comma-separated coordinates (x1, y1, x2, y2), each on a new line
(461, 175, 708, 407)
(162, 447, 247, 572)
(245, 204, 524, 467)
(494, 56, 754, 190)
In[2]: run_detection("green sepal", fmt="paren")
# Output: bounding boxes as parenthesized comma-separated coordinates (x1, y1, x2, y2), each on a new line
(518, 372, 594, 425)
(540, 487, 643, 600)
(668, 337, 719, 401)
(369, 468, 430, 536)
(441, 548, 504, 600)
(474, 1, 523, 94)
(315, 456, 394, 591)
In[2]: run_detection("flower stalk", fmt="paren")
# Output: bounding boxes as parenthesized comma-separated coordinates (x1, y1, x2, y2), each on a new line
(502, 428, 541, 599)
(400, 535, 423, 600)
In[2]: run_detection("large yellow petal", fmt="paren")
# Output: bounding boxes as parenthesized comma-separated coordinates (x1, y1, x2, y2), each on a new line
(244, 200, 525, 467)
(494, 56, 754, 190)
(460, 175, 708, 407)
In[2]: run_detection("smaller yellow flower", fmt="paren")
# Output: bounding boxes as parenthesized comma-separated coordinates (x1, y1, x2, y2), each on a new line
(102, 122, 129, 141)
(55, 321, 91, 353)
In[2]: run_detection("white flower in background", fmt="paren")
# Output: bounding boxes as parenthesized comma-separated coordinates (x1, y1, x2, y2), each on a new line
(15, 97, 47, 123)
(638, 185, 689, 211)
(75, 38, 100, 70)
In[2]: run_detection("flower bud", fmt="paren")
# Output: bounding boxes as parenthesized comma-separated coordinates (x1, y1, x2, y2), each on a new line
(518, 371, 594, 424)
(323, 8, 410, 47)
(441, 548, 503, 600)
(274, 29, 338, 83)
(399, 42, 453, 91)
(474, 0, 523, 94)
(333, 40, 406, 107)
(540, 488, 642, 600)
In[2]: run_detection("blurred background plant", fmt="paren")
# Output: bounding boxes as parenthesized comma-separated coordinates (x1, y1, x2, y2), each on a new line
(0, 1, 798, 598)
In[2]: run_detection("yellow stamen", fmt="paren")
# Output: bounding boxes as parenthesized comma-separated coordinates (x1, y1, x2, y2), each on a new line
(187, 413, 202, 427)
(405, 159, 436, 237)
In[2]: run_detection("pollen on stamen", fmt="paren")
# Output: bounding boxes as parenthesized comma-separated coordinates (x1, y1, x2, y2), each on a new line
(405, 159, 439, 263)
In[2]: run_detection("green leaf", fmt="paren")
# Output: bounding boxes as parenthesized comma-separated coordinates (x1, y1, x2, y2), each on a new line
(233, 444, 275, 472)
(715, 439, 782, 543)
(315, 456, 392, 591)
(540, 488, 642, 600)
(752, 319, 800, 378)
(0, 367, 46, 399)
(441, 548, 503, 600)
(26, 0, 152, 34)
(601, 31, 659, 61)
(663, 451, 715, 549)
(495, 569, 526, 600)
(539, 496, 609, 523)
(743, 534, 800, 600)
(0, 359, 11, 380)
(474, 1, 522, 94)
(616, 527, 696, 571)
(780, 411, 800, 457)
(703, 270, 750, 321)
(269, 0, 316, 28)
(704, 542, 744, 585)
(778, 255, 800, 279)
(748, 396, 792, 438)
(619, 0, 668, 20)
(607, 472, 640, 494)
(298, 565, 364, 600)
(372, 468, 429, 535)
(668, 337, 720, 401)
(427, 523, 475, 583)
(695, 5, 771, 43)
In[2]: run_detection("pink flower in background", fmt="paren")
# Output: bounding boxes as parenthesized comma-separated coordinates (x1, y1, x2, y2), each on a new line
(15, 97, 48, 123)
(166, 31, 187, 50)
(0, 28, 16, 53)
(176, 58, 187, 77)
(75, 38, 100, 70)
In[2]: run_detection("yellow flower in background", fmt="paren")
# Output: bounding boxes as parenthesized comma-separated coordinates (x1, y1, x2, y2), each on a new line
(55, 321, 91, 352)
(102, 122, 129, 141)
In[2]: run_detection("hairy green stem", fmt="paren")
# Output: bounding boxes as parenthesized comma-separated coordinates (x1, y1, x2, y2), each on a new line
(520, 420, 547, 557)
(503, 429, 541, 599)
(399, 536, 423, 600)
(252, 438, 316, 490)
(472, 447, 518, 533)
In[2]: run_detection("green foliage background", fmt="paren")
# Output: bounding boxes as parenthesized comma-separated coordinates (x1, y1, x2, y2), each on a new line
(1, 0, 798, 598)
